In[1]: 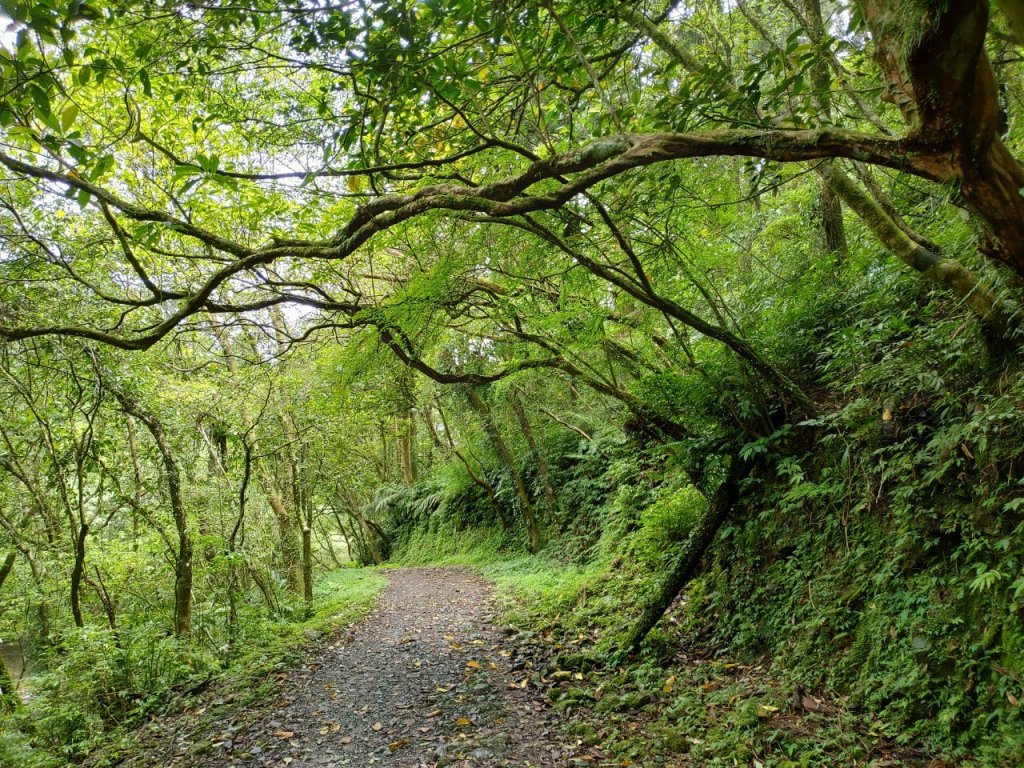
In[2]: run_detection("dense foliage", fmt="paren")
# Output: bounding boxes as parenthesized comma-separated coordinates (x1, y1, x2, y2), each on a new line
(1, 0, 1023, 765)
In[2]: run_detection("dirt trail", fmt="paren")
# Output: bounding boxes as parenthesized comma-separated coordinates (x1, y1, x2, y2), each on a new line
(143, 568, 586, 767)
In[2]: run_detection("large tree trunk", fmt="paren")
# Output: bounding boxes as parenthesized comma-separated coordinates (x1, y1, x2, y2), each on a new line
(859, 0, 1024, 275)
(263, 481, 305, 593)
(622, 454, 750, 654)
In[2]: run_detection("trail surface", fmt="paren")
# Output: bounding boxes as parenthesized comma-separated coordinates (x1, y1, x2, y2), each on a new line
(143, 568, 584, 767)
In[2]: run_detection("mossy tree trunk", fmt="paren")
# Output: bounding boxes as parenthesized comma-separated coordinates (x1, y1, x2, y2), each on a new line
(622, 455, 750, 655)
(465, 386, 543, 552)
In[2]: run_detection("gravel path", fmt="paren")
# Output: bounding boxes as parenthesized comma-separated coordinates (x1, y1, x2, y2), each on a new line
(160, 568, 580, 767)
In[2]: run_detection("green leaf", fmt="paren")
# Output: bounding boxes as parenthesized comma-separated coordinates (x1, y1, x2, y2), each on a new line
(28, 83, 51, 117)
(37, 107, 61, 134)
(173, 163, 202, 180)
(61, 103, 80, 132)
(138, 68, 152, 97)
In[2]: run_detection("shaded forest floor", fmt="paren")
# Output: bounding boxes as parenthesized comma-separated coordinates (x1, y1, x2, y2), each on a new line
(94, 568, 957, 768)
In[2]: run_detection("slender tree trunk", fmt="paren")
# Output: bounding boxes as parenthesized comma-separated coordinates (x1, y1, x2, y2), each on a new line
(126, 418, 143, 551)
(69, 519, 88, 628)
(398, 417, 416, 485)
(302, 494, 314, 611)
(0, 552, 14, 590)
(622, 454, 750, 654)
(802, 0, 848, 263)
(275, 393, 312, 610)
(118, 395, 193, 637)
(509, 389, 558, 513)
(465, 387, 542, 552)
(431, 397, 509, 529)
(89, 566, 117, 631)
(397, 368, 418, 485)
(212, 324, 304, 594)
(228, 436, 253, 648)
(319, 519, 345, 567)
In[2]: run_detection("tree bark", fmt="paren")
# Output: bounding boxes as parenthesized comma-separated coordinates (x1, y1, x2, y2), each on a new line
(301, 493, 314, 611)
(397, 370, 417, 485)
(858, 0, 1024, 274)
(465, 387, 542, 552)
(820, 164, 1020, 339)
(69, 519, 88, 628)
(118, 394, 193, 637)
(634, 1, 1020, 335)
(509, 388, 558, 514)
(0, 552, 14, 590)
(801, 0, 848, 262)
(622, 454, 750, 654)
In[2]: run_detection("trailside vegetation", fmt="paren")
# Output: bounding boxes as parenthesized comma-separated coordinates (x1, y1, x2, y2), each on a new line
(0, 1, 1023, 765)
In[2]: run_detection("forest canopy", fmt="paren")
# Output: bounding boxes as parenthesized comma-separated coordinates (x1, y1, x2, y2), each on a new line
(2, 1, 1024, 766)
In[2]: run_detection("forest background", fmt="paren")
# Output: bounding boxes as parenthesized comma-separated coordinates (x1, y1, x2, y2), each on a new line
(1, 0, 1024, 765)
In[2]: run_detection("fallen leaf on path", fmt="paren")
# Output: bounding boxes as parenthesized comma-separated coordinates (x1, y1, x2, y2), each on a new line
(372, 722, 383, 731)
(455, 717, 472, 726)
(274, 731, 295, 739)
(389, 739, 410, 751)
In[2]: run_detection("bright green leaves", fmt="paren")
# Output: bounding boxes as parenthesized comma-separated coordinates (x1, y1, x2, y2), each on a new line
(138, 67, 152, 97)
(27, 83, 52, 117)
(88, 153, 114, 181)
(60, 102, 80, 131)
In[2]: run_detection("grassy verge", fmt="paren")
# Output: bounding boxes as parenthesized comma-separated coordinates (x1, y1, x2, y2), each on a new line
(391, 525, 955, 767)
(491, 560, 957, 766)
(19, 567, 389, 768)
